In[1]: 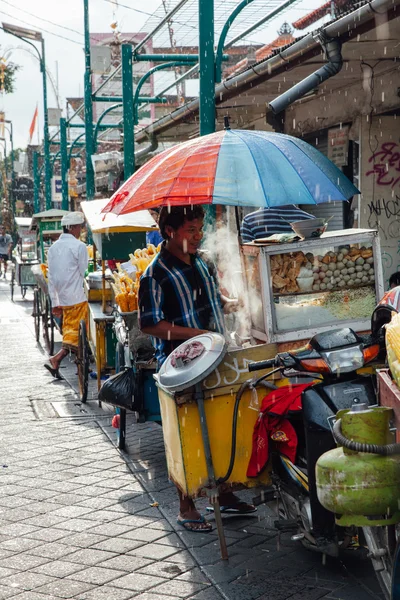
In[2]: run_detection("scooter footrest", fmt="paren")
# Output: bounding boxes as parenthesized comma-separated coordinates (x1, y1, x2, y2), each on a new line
(252, 489, 276, 506)
(274, 518, 298, 531)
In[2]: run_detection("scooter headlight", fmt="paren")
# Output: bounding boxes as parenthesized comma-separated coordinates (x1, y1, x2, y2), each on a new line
(321, 345, 364, 374)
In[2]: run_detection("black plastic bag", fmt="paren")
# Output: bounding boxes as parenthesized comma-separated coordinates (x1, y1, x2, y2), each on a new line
(99, 369, 136, 409)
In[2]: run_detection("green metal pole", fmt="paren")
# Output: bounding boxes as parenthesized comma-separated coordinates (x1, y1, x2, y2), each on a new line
(122, 44, 135, 179)
(199, 0, 215, 136)
(215, 0, 254, 83)
(33, 151, 40, 213)
(8, 123, 15, 217)
(60, 118, 69, 211)
(41, 38, 52, 210)
(83, 0, 95, 199)
(93, 103, 122, 151)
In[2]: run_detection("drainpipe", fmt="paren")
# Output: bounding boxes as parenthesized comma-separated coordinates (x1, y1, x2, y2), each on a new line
(269, 32, 343, 114)
(134, 134, 158, 163)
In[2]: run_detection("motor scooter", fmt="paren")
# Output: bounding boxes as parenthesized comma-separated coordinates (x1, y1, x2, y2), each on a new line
(246, 325, 400, 599)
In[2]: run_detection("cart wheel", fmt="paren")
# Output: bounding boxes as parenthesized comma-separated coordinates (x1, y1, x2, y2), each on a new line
(42, 298, 55, 355)
(21, 286, 27, 299)
(10, 269, 14, 302)
(77, 320, 89, 403)
(115, 342, 125, 373)
(33, 288, 40, 343)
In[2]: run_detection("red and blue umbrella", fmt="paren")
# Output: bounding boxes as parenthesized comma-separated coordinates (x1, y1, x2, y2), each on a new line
(102, 129, 359, 216)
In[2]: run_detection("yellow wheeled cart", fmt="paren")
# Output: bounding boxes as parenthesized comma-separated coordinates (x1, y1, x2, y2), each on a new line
(80, 199, 157, 403)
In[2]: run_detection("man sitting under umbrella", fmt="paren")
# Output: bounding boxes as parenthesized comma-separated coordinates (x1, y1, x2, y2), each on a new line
(241, 205, 314, 243)
(139, 205, 256, 533)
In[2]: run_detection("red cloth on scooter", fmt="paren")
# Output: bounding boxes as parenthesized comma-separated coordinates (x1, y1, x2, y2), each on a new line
(247, 384, 311, 478)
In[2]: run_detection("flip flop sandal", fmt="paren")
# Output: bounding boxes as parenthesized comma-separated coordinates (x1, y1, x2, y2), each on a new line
(176, 515, 212, 533)
(44, 363, 63, 380)
(206, 503, 257, 515)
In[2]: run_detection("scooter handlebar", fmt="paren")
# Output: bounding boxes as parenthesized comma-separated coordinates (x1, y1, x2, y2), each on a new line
(248, 357, 277, 372)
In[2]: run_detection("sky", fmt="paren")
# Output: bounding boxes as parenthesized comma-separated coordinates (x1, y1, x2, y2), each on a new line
(0, 0, 326, 150)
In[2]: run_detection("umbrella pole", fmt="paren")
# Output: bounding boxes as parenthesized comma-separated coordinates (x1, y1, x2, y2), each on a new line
(194, 383, 228, 560)
(234, 206, 242, 243)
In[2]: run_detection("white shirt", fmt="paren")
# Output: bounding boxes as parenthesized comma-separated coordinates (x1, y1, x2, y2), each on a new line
(48, 233, 88, 307)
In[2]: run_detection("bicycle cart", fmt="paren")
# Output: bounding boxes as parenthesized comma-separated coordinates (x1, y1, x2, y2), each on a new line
(80, 199, 158, 405)
(31, 264, 61, 356)
(31, 209, 69, 263)
(10, 217, 39, 301)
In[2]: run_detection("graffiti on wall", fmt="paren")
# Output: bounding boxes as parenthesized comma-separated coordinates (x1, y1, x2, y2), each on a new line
(365, 142, 400, 189)
(367, 195, 400, 239)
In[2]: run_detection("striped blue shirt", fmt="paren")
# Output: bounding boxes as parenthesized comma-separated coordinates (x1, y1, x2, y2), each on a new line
(138, 245, 225, 367)
(241, 206, 314, 243)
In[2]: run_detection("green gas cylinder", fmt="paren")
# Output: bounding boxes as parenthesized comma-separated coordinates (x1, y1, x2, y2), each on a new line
(316, 405, 400, 527)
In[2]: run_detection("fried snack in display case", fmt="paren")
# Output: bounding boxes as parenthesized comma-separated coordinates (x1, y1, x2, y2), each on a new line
(242, 229, 384, 344)
(241, 246, 265, 333)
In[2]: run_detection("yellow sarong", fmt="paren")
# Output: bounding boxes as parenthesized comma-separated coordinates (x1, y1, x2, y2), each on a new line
(61, 301, 88, 352)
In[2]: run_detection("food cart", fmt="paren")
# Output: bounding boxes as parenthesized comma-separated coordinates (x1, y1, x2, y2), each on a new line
(241, 228, 384, 348)
(80, 199, 160, 413)
(31, 209, 69, 264)
(10, 216, 39, 301)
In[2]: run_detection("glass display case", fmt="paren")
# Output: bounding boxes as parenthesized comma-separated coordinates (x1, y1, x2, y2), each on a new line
(241, 229, 384, 343)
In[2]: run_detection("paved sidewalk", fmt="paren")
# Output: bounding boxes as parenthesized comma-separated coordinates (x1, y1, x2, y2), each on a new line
(0, 278, 384, 600)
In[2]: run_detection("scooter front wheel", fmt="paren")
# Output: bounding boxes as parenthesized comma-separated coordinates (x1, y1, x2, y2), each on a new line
(363, 525, 396, 600)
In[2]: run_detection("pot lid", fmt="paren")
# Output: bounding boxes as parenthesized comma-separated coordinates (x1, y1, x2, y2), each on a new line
(157, 333, 227, 393)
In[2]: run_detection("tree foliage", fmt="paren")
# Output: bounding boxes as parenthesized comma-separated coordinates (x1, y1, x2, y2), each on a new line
(0, 62, 20, 94)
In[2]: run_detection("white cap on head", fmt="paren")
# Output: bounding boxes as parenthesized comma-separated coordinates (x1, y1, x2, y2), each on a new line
(61, 212, 85, 227)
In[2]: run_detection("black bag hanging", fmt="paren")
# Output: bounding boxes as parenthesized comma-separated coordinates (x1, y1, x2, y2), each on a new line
(98, 369, 136, 409)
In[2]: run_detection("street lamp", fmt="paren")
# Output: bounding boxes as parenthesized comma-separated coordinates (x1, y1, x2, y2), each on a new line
(0, 120, 15, 215)
(1, 22, 52, 210)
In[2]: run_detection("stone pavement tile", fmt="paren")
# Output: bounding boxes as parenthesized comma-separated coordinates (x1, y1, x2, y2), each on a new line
(59, 532, 108, 548)
(0, 538, 44, 553)
(34, 579, 95, 598)
(33, 559, 87, 578)
(0, 566, 18, 579)
(176, 568, 211, 585)
(279, 589, 330, 600)
(131, 595, 179, 600)
(91, 537, 144, 554)
(119, 528, 166, 543)
(1, 572, 56, 591)
(113, 515, 158, 529)
(201, 564, 248, 584)
(76, 497, 118, 510)
(64, 548, 117, 566)
(48, 493, 93, 506)
(83, 522, 135, 537)
(79, 509, 120, 523)
(325, 584, 382, 600)
(111, 572, 166, 592)
(0, 523, 40, 538)
(50, 505, 94, 519)
(0, 584, 17, 600)
(144, 520, 174, 532)
(28, 542, 81, 559)
(0, 553, 50, 571)
(76, 586, 137, 600)
(0, 497, 33, 509)
(155, 533, 186, 549)
(5, 593, 61, 600)
(66, 565, 126, 585)
(17, 502, 60, 514)
(0, 509, 39, 523)
(166, 551, 197, 568)
(150, 580, 206, 598)
(98, 554, 152, 572)
(21, 514, 70, 528)
(128, 542, 181, 561)
(25, 528, 71, 543)
(190, 590, 224, 600)
(45, 518, 96, 533)
(136, 560, 189, 579)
